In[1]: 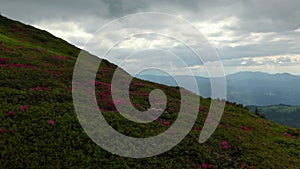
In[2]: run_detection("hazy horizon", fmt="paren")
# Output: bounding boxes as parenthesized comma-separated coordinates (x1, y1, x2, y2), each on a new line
(137, 70, 300, 77)
(1, 0, 299, 76)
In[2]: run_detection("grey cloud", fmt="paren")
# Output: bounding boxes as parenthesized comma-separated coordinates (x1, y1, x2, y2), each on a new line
(2, 0, 300, 35)
(1, 0, 300, 75)
(2, 0, 110, 19)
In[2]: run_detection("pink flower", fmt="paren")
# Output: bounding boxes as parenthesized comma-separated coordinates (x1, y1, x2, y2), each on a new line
(241, 163, 247, 168)
(221, 140, 229, 149)
(9, 64, 36, 69)
(16, 46, 24, 49)
(256, 119, 262, 123)
(20, 105, 28, 112)
(283, 132, 294, 138)
(220, 123, 230, 127)
(0, 58, 9, 63)
(161, 121, 170, 126)
(242, 126, 249, 131)
(201, 162, 208, 168)
(7, 110, 14, 116)
(48, 120, 55, 126)
(199, 106, 206, 112)
(194, 127, 200, 132)
(51, 55, 68, 61)
(32, 87, 49, 91)
(1, 128, 7, 134)
(249, 166, 255, 169)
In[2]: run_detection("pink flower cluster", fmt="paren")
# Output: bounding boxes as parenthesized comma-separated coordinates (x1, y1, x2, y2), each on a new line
(283, 132, 295, 138)
(99, 68, 110, 73)
(221, 140, 229, 149)
(16, 46, 24, 49)
(257, 119, 271, 126)
(6, 105, 28, 117)
(45, 69, 59, 76)
(48, 120, 55, 126)
(241, 164, 255, 169)
(20, 105, 28, 112)
(194, 127, 200, 132)
(1, 128, 7, 134)
(160, 121, 170, 126)
(95, 80, 111, 88)
(220, 123, 230, 128)
(52, 55, 68, 61)
(1, 47, 14, 53)
(201, 162, 212, 168)
(0, 58, 9, 63)
(31, 87, 49, 91)
(242, 126, 249, 131)
(7, 110, 14, 116)
(131, 82, 145, 87)
(62, 85, 72, 91)
(199, 106, 206, 112)
(96, 81, 115, 111)
(0, 63, 36, 69)
(242, 125, 254, 131)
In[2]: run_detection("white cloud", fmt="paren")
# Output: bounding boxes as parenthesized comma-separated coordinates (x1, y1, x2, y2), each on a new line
(294, 28, 300, 32)
(115, 35, 181, 50)
(2, 0, 300, 75)
(241, 61, 247, 65)
(242, 55, 300, 65)
(33, 20, 93, 48)
(193, 17, 238, 48)
(194, 17, 238, 36)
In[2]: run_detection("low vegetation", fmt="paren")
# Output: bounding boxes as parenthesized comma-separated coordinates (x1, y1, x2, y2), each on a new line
(247, 104, 300, 128)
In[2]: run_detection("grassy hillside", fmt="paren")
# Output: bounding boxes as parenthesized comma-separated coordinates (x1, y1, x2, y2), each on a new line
(1, 15, 300, 168)
(247, 104, 300, 128)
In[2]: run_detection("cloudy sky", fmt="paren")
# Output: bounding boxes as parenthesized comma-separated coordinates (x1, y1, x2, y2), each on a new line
(1, 0, 300, 76)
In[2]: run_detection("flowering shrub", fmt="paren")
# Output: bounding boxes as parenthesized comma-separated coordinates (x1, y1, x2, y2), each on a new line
(221, 140, 229, 149)
(7, 110, 14, 116)
(48, 120, 55, 126)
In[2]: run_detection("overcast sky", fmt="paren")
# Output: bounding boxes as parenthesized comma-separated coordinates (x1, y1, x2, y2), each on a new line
(1, 0, 300, 76)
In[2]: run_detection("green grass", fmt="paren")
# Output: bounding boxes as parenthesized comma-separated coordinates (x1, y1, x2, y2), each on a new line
(0, 15, 300, 168)
(247, 104, 300, 128)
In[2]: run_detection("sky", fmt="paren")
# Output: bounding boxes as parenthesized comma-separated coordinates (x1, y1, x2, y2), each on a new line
(1, 0, 300, 76)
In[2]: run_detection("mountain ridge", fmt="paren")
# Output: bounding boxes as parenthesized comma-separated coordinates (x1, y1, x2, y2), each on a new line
(138, 71, 300, 106)
(1, 15, 300, 168)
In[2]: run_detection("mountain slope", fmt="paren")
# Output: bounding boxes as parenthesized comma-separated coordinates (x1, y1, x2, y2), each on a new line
(1, 15, 300, 168)
(247, 104, 300, 128)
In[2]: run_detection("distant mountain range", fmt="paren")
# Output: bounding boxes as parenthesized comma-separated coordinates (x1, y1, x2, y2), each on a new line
(137, 71, 300, 106)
